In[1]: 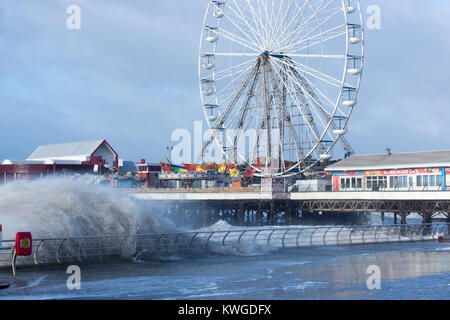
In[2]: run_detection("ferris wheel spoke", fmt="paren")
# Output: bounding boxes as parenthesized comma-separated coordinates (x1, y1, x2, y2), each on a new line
(204, 52, 259, 57)
(279, 58, 343, 88)
(218, 27, 261, 52)
(222, 5, 265, 49)
(227, 0, 266, 49)
(277, 0, 330, 49)
(288, 24, 346, 53)
(208, 58, 256, 81)
(243, 0, 266, 46)
(287, 66, 332, 131)
(205, 65, 255, 105)
(281, 0, 340, 51)
(274, 0, 315, 49)
(267, 0, 282, 49)
(274, 0, 303, 42)
(288, 32, 347, 56)
(299, 77, 335, 116)
(289, 66, 353, 154)
(271, 0, 287, 41)
(287, 53, 346, 59)
(255, 0, 269, 46)
(197, 60, 261, 162)
(273, 58, 332, 144)
(284, 60, 337, 124)
(283, 6, 344, 52)
(294, 68, 343, 116)
(274, 0, 312, 49)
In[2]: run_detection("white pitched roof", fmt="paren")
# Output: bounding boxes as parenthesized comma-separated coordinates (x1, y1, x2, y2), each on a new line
(27, 140, 106, 160)
(326, 150, 450, 171)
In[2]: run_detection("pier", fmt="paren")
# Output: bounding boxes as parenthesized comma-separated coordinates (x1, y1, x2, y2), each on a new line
(133, 189, 450, 228)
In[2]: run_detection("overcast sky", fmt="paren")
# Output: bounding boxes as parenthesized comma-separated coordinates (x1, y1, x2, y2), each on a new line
(1, 0, 450, 163)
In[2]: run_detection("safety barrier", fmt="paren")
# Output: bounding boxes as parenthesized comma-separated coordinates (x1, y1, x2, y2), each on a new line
(0, 223, 448, 270)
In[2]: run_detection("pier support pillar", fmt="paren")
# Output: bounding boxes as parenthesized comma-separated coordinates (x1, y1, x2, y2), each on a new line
(422, 212, 433, 236)
(400, 213, 407, 225)
(257, 202, 263, 226)
(239, 202, 245, 226)
(394, 213, 398, 225)
(202, 202, 208, 227)
(381, 212, 385, 225)
(270, 201, 275, 226)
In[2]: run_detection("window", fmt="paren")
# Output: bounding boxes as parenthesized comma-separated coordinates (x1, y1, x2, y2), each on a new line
(345, 179, 351, 189)
(381, 177, 388, 189)
(430, 175, 436, 187)
(437, 175, 443, 187)
(351, 177, 356, 188)
(357, 178, 362, 189)
(394, 176, 399, 188)
(417, 175, 422, 187)
(423, 175, 429, 187)
(341, 178, 345, 189)
(409, 176, 413, 188)
(389, 176, 394, 188)
(403, 176, 408, 188)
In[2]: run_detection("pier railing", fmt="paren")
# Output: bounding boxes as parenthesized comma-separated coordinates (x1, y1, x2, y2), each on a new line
(0, 223, 448, 270)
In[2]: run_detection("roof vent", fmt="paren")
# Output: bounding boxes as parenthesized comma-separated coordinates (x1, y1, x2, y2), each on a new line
(385, 148, 392, 156)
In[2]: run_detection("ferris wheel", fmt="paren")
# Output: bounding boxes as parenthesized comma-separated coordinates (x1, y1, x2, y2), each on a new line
(198, 0, 364, 177)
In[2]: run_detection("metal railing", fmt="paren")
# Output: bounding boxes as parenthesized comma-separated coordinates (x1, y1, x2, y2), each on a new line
(0, 223, 448, 270)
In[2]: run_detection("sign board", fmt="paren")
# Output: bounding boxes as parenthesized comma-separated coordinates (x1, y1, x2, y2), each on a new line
(364, 168, 441, 176)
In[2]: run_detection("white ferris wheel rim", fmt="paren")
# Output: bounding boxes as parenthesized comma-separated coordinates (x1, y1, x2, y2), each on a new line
(198, 0, 364, 178)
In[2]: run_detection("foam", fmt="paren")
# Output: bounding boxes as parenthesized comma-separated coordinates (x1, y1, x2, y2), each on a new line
(0, 177, 177, 240)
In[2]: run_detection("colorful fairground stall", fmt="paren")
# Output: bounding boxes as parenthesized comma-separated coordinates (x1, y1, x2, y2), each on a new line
(325, 150, 450, 192)
(158, 162, 243, 189)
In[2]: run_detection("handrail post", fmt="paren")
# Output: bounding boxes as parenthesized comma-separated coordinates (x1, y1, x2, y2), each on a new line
(33, 240, 43, 265)
(77, 240, 85, 262)
(281, 230, 290, 248)
(362, 227, 367, 244)
(386, 226, 392, 243)
(267, 229, 276, 246)
(310, 228, 317, 247)
(348, 228, 355, 245)
(222, 231, 231, 246)
(56, 239, 67, 264)
(323, 227, 331, 246)
(296, 229, 304, 248)
(238, 231, 247, 244)
(189, 233, 200, 252)
(336, 227, 344, 245)
(374, 226, 380, 244)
